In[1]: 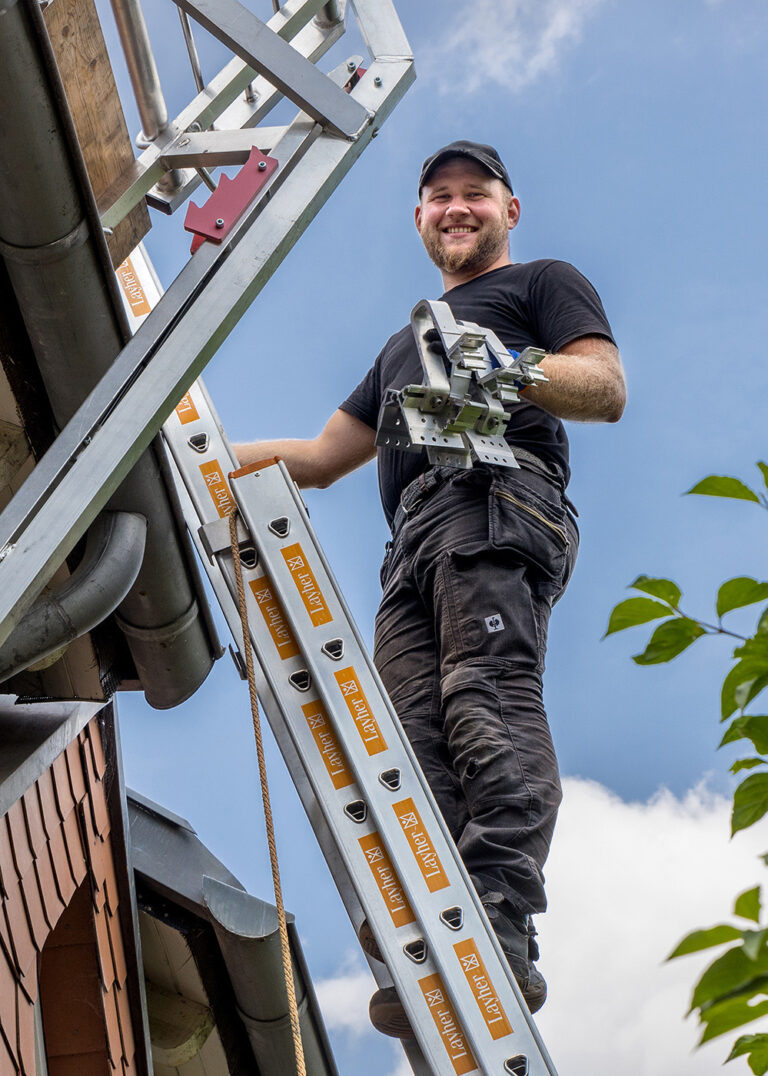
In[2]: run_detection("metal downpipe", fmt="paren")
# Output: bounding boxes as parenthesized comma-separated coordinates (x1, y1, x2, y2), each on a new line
(203, 876, 337, 1076)
(0, 511, 147, 684)
(0, 0, 218, 708)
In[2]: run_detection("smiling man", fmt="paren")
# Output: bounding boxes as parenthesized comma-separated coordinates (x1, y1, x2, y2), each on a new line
(236, 139, 626, 1037)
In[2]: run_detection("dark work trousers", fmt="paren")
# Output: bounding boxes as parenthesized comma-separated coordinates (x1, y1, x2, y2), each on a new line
(373, 464, 578, 920)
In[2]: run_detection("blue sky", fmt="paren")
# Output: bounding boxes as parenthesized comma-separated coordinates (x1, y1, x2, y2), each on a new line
(94, 0, 768, 1071)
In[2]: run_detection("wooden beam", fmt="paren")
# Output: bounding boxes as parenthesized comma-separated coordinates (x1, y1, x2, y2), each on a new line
(44, 0, 151, 268)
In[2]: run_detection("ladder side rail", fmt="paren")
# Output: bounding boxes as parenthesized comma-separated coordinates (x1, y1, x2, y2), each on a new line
(160, 410, 438, 993)
(164, 387, 480, 1072)
(163, 410, 441, 1075)
(231, 462, 559, 1075)
(163, 372, 559, 1073)
(162, 435, 384, 962)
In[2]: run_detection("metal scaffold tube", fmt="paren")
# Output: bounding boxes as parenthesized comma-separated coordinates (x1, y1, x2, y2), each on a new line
(109, 0, 169, 141)
(177, 8, 205, 93)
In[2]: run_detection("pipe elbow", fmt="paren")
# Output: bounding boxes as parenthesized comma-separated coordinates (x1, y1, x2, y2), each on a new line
(0, 510, 147, 684)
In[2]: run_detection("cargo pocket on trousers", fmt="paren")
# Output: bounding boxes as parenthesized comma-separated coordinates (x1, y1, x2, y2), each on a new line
(489, 473, 568, 598)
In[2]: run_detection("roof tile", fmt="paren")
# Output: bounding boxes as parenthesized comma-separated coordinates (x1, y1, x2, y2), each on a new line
(0, 949, 18, 1067)
(6, 807, 33, 879)
(47, 827, 76, 906)
(19, 870, 49, 951)
(35, 770, 59, 839)
(61, 809, 87, 888)
(89, 778, 111, 842)
(93, 905, 115, 992)
(0, 899, 13, 963)
(111, 980, 134, 1071)
(21, 791, 46, 858)
(100, 841, 119, 917)
(103, 979, 123, 1065)
(3, 876, 35, 980)
(106, 909, 127, 989)
(65, 742, 87, 804)
(16, 989, 35, 1076)
(35, 848, 65, 933)
(0, 901, 18, 974)
(0, 816, 16, 889)
(51, 755, 75, 821)
(87, 721, 108, 781)
(0, 1017, 18, 1075)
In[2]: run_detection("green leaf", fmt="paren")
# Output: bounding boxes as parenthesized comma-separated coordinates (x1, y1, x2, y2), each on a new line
(667, 925, 743, 959)
(738, 676, 768, 714)
(721, 717, 768, 754)
(758, 462, 768, 491)
(742, 929, 768, 962)
(735, 888, 763, 925)
(732, 759, 768, 774)
(691, 946, 768, 1011)
(759, 608, 768, 636)
(733, 774, 768, 835)
(735, 637, 768, 664)
(728, 1033, 768, 1075)
(686, 475, 761, 503)
(699, 996, 768, 1044)
(604, 598, 674, 637)
(630, 575, 682, 607)
(633, 618, 705, 665)
(718, 578, 768, 618)
(722, 661, 768, 721)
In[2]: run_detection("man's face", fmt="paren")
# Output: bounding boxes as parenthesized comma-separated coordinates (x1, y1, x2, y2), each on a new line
(415, 158, 520, 277)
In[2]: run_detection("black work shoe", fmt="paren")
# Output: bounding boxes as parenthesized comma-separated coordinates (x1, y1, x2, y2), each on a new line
(481, 893, 547, 1014)
(359, 919, 384, 962)
(369, 985, 415, 1039)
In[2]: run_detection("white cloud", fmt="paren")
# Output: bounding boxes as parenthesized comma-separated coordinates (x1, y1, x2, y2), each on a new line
(537, 779, 766, 1075)
(314, 949, 376, 1038)
(315, 778, 766, 1075)
(420, 0, 609, 96)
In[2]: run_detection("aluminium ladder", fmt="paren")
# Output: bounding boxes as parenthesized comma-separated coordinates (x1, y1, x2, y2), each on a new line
(160, 379, 560, 1076)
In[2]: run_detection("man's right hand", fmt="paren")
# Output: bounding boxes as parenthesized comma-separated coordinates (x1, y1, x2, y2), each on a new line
(233, 409, 376, 489)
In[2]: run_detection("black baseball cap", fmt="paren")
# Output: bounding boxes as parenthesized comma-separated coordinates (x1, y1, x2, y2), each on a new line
(418, 140, 513, 195)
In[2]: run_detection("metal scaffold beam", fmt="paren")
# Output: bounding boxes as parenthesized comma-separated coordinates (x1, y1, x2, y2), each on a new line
(0, 0, 414, 649)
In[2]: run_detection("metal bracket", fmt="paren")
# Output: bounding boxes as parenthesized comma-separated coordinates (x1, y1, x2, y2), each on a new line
(376, 299, 548, 469)
(159, 127, 286, 170)
(198, 516, 249, 560)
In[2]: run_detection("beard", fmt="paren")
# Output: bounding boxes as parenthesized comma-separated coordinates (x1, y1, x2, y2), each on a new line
(420, 214, 509, 275)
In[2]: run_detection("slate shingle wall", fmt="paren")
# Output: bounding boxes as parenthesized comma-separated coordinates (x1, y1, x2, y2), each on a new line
(0, 717, 138, 1074)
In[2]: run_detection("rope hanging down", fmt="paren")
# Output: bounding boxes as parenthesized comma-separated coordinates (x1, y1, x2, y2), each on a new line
(228, 507, 306, 1076)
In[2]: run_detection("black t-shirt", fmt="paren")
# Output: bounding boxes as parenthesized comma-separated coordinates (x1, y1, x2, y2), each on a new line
(340, 259, 615, 527)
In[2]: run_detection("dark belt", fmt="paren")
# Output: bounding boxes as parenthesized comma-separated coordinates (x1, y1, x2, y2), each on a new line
(391, 448, 567, 535)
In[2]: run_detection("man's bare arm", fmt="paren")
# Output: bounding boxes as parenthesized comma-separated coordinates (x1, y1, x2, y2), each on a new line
(523, 335, 626, 422)
(233, 409, 376, 489)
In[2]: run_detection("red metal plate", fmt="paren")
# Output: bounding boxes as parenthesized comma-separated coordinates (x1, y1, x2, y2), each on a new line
(184, 146, 278, 253)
